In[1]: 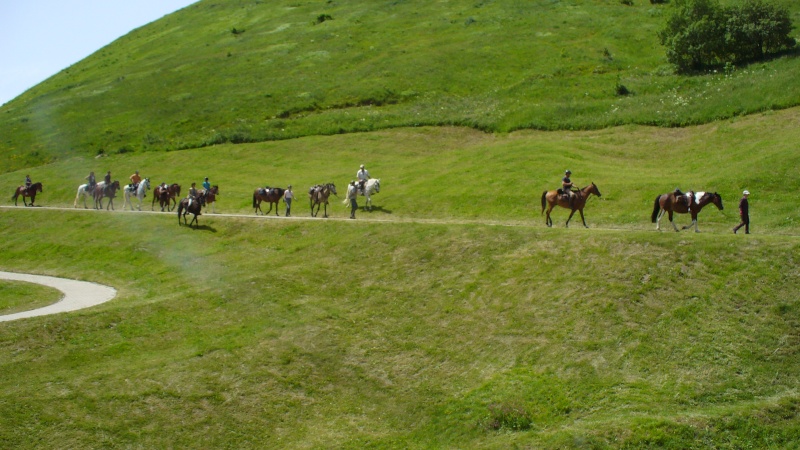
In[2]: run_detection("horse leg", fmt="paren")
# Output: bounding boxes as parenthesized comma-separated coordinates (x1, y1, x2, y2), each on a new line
(323, 202, 328, 218)
(545, 204, 554, 227)
(274, 202, 279, 216)
(669, 212, 679, 232)
(565, 209, 576, 228)
(656, 210, 665, 231)
(579, 209, 588, 228)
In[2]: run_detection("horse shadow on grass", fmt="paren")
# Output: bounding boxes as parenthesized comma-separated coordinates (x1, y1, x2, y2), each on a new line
(188, 224, 217, 233)
(364, 206, 392, 214)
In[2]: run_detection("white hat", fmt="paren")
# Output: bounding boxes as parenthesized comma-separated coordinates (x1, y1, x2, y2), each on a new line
(743, 190, 750, 195)
(360, 164, 365, 169)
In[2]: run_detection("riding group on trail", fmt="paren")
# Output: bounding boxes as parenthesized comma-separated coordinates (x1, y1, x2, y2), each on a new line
(541, 169, 728, 233)
(13, 163, 742, 232)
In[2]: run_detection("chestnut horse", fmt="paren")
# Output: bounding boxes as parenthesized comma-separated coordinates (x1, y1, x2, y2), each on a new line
(93, 180, 121, 210)
(200, 185, 219, 213)
(177, 192, 207, 228)
(309, 183, 337, 218)
(541, 182, 602, 228)
(253, 187, 285, 215)
(152, 183, 181, 212)
(651, 191, 723, 232)
(12, 182, 42, 206)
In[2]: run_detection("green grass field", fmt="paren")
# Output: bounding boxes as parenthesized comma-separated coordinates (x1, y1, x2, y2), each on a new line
(0, 281, 62, 316)
(2, 107, 800, 448)
(2, 0, 800, 447)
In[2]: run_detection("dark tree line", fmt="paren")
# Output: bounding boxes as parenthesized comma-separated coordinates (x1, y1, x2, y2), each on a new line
(659, 0, 796, 73)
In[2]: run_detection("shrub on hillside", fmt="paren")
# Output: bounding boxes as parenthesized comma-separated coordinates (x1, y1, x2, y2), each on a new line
(659, 0, 796, 73)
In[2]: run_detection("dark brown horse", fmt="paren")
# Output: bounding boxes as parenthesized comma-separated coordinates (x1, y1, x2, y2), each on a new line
(253, 187, 285, 215)
(93, 180, 121, 210)
(541, 182, 602, 228)
(152, 183, 181, 212)
(652, 191, 723, 232)
(177, 192, 207, 228)
(309, 183, 337, 218)
(201, 185, 219, 213)
(12, 182, 42, 206)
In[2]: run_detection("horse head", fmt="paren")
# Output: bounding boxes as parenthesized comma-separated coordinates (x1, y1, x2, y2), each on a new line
(588, 182, 601, 197)
(712, 192, 723, 210)
(371, 179, 380, 193)
(328, 183, 337, 196)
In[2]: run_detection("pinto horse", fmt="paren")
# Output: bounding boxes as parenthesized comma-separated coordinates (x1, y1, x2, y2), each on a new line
(200, 185, 219, 213)
(541, 182, 602, 228)
(253, 187, 285, 215)
(93, 180, 121, 210)
(651, 191, 723, 232)
(12, 182, 42, 206)
(152, 183, 181, 212)
(177, 192, 206, 228)
(122, 178, 150, 211)
(309, 183, 337, 218)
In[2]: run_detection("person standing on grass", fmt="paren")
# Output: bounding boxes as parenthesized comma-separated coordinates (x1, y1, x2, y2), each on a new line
(347, 180, 358, 219)
(284, 185, 294, 217)
(733, 190, 750, 234)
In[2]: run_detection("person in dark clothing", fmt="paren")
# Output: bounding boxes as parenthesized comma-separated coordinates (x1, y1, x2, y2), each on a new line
(733, 190, 750, 234)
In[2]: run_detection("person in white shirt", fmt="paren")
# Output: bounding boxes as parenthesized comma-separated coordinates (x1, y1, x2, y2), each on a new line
(356, 164, 370, 193)
(283, 185, 294, 217)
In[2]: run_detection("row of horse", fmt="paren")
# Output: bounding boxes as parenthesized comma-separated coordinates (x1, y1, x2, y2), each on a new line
(253, 178, 381, 217)
(12, 179, 721, 232)
(541, 182, 724, 232)
(70, 178, 219, 213)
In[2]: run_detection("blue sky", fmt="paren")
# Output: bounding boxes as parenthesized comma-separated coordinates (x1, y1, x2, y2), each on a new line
(0, 1, 198, 105)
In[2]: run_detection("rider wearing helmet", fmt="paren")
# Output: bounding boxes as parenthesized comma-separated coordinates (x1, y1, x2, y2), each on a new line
(561, 170, 575, 208)
(86, 171, 97, 193)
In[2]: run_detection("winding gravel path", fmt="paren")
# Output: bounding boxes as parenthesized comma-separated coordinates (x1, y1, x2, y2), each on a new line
(0, 271, 116, 322)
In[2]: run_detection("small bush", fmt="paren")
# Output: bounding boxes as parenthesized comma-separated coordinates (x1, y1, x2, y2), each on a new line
(485, 402, 533, 431)
(315, 14, 333, 24)
(616, 82, 631, 96)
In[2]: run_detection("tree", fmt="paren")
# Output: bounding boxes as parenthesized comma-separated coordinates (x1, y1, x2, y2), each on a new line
(724, 0, 795, 62)
(659, 0, 726, 72)
(659, 0, 796, 72)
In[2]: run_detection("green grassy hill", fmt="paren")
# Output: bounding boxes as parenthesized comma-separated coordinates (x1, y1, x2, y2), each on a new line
(2, 0, 800, 448)
(1, 0, 799, 172)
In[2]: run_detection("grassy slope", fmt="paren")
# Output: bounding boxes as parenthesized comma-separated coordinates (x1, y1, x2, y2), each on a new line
(1, 109, 800, 448)
(1, 0, 799, 172)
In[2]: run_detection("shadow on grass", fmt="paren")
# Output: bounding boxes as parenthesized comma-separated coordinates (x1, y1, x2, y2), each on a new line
(364, 206, 392, 214)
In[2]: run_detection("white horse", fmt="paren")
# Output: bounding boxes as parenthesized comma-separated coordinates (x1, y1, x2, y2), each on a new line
(74, 181, 106, 209)
(122, 178, 150, 211)
(344, 178, 381, 211)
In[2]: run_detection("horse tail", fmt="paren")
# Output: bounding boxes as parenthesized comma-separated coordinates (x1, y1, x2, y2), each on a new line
(651, 195, 661, 223)
(253, 192, 257, 208)
(541, 191, 547, 214)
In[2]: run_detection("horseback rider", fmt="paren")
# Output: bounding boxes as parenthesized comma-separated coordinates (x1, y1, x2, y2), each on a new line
(202, 177, 211, 194)
(356, 164, 371, 194)
(187, 182, 198, 209)
(24, 175, 32, 193)
(560, 170, 575, 208)
(85, 171, 97, 193)
(130, 170, 142, 191)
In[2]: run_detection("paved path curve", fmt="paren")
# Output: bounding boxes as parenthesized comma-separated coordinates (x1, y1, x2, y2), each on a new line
(0, 271, 116, 322)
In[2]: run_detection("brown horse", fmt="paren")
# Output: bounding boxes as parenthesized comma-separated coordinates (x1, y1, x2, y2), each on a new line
(177, 192, 207, 228)
(253, 187, 285, 215)
(93, 180, 121, 210)
(652, 191, 723, 232)
(309, 183, 337, 218)
(152, 183, 181, 211)
(12, 182, 42, 206)
(541, 182, 602, 228)
(201, 185, 219, 213)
